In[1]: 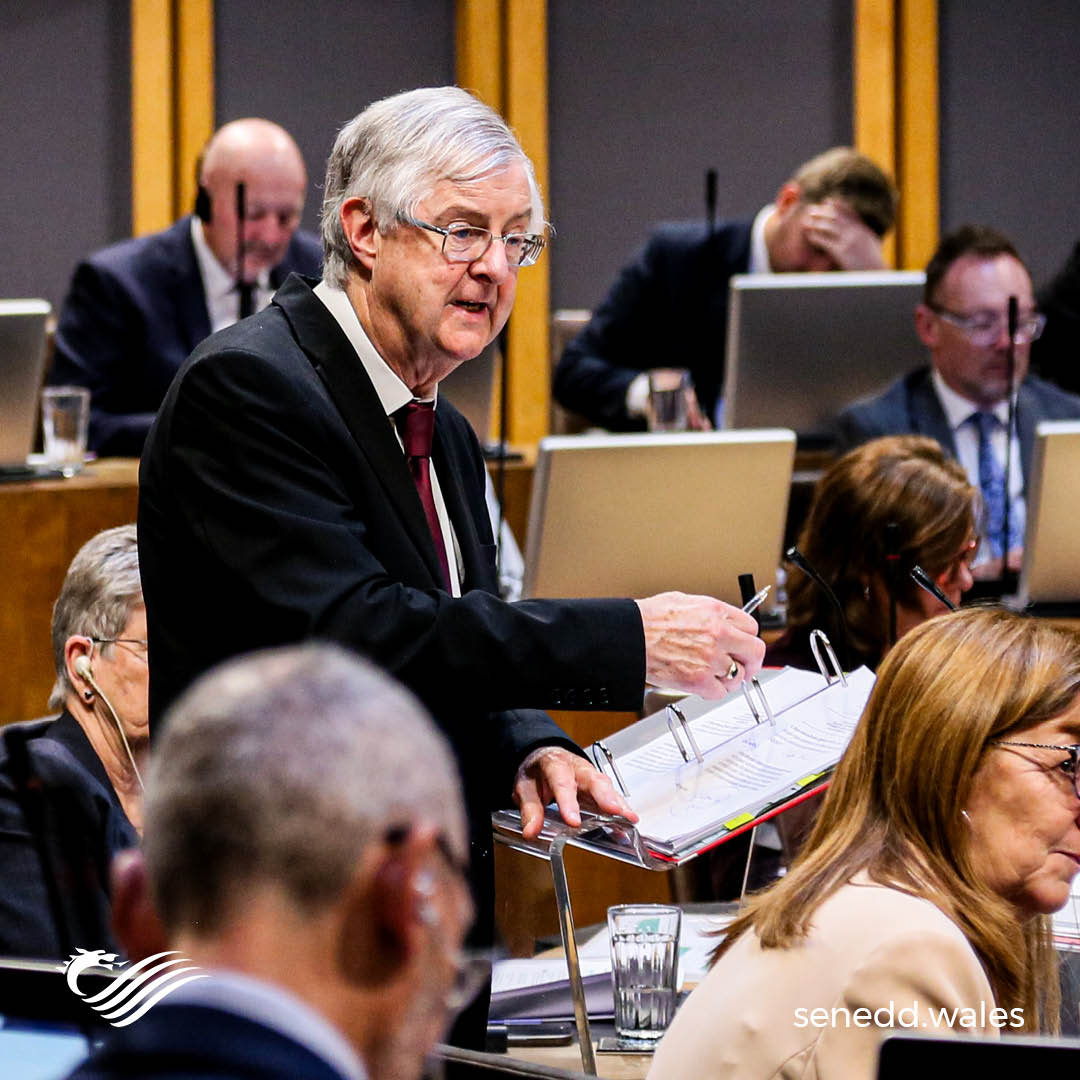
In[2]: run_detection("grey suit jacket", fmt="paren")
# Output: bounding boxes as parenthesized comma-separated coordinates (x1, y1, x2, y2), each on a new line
(833, 366, 1080, 490)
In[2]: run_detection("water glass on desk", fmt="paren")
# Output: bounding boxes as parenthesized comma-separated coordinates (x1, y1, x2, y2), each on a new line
(41, 386, 90, 476)
(646, 369, 690, 432)
(608, 903, 682, 1040)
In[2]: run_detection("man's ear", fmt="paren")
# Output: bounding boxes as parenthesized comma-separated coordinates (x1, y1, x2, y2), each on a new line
(914, 303, 939, 349)
(64, 636, 94, 690)
(337, 826, 440, 988)
(111, 849, 169, 960)
(340, 197, 379, 270)
(773, 181, 803, 214)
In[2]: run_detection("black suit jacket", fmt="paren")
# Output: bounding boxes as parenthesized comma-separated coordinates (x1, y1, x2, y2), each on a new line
(1031, 239, 1080, 395)
(49, 215, 323, 457)
(832, 366, 1080, 490)
(553, 219, 752, 429)
(138, 275, 645, 935)
(0, 711, 136, 959)
(69, 1002, 351, 1080)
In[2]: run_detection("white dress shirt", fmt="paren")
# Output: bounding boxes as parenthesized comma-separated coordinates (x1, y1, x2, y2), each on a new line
(313, 280, 464, 596)
(930, 368, 1025, 558)
(190, 218, 273, 332)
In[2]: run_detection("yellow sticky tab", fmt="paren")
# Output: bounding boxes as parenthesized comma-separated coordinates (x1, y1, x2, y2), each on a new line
(796, 773, 823, 787)
(723, 812, 754, 830)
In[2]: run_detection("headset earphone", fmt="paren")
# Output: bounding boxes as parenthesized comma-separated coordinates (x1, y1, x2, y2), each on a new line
(74, 647, 145, 791)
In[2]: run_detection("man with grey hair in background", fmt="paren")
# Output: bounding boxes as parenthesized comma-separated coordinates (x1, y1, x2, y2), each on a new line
(0, 525, 145, 958)
(70, 644, 473, 1080)
(138, 86, 764, 1042)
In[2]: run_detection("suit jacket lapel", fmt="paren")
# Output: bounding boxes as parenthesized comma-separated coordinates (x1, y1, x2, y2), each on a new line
(272, 278, 448, 587)
(432, 421, 496, 593)
(907, 370, 958, 455)
(1016, 381, 1037, 491)
(171, 217, 212, 351)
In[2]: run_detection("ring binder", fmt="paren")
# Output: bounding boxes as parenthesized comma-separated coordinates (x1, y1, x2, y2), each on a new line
(809, 629, 847, 685)
(665, 703, 704, 763)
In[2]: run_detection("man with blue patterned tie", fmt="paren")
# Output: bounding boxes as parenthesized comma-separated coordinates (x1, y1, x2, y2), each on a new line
(834, 225, 1080, 578)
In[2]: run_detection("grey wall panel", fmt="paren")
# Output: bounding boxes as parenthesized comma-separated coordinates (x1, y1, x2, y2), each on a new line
(548, 0, 853, 309)
(0, 2, 130, 308)
(214, 0, 455, 237)
(939, 0, 1080, 287)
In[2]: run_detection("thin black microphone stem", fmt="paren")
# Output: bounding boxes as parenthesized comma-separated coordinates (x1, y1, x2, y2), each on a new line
(705, 169, 717, 235)
(786, 546, 851, 671)
(1002, 295, 1018, 584)
(910, 565, 957, 611)
(884, 522, 899, 648)
(235, 180, 247, 294)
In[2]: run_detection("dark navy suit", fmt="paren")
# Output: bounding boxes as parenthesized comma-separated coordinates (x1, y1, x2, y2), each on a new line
(832, 365, 1080, 490)
(554, 220, 752, 429)
(48, 216, 322, 457)
(0, 711, 136, 959)
(68, 1003, 352, 1080)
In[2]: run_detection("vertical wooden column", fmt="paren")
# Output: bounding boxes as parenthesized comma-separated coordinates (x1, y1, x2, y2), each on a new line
(174, 0, 215, 218)
(854, 0, 897, 268)
(457, 0, 550, 446)
(130, 0, 215, 235)
(897, 0, 939, 270)
(853, 0, 940, 270)
(504, 0, 551, 446)
(131, 0, 175, 235)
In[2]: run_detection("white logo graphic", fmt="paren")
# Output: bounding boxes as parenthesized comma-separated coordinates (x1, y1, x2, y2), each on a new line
(64, 948, 208, 1027)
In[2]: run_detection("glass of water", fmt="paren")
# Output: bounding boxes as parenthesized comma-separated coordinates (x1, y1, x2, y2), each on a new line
(41, 386, 90, 476)
(607, 903, 681, 1040)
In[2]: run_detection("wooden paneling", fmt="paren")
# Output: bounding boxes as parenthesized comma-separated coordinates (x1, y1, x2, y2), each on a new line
(1, 462, 140, 725)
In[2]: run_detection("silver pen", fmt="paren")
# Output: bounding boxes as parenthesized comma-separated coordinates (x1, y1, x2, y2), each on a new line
(741, 584, 771, 616)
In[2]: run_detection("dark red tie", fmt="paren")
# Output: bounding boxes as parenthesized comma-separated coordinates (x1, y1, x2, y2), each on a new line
(396, 401, 451, 589)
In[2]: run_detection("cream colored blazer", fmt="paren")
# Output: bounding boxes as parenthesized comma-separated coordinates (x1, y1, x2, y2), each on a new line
(648, 876, 1000, 1080)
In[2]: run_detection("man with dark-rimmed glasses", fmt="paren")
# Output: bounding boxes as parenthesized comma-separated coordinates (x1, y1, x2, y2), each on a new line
(835, 224, 1080, 579)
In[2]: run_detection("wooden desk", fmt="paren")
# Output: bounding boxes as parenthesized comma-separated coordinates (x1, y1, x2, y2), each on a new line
(1, 460, 140, 724)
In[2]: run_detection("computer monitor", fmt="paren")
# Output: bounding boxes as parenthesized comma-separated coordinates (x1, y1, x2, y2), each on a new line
(523, 429, 795, 606)
(1016, 419, 1080, 607)
(0, 300, 52, 468)
(722, 271, 926, 440)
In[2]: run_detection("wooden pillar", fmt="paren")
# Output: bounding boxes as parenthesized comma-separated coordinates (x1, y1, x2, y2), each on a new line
(130, 0, 215, 234)
(853, 0, 940, 270)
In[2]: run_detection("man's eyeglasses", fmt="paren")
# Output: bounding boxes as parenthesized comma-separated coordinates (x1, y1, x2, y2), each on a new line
(929, 305, 1046, 347)
(91, 637, 148, 661)
(991, 740, 1080, 798)
(398, 214, 545, 268)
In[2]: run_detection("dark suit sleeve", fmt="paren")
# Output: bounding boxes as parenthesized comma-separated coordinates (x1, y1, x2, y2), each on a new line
(554, 234, 681, 431)
(830, 400, 891, 453)
(150, 347, 646, 721)
(50, 259, 159, 456)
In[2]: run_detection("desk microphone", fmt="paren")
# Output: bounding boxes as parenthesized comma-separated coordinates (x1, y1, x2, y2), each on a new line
(884, 522, 900, 647)
(705, 169, 717, 235)
(1001, 294, 1018, 586)
(785, 546, 851, 670)
(910, 565, 957, 611)
(235, 181, 252, 319)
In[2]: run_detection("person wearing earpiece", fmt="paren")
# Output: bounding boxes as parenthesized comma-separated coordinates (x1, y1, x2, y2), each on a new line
(46, 118, 322, 457)
(0, 525, 146, 958)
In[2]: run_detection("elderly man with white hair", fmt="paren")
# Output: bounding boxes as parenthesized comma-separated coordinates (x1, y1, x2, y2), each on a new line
(138, 86, 765, 1044)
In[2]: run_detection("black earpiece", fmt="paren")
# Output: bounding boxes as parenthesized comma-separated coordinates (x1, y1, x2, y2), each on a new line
(194, 184, 213, 223)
